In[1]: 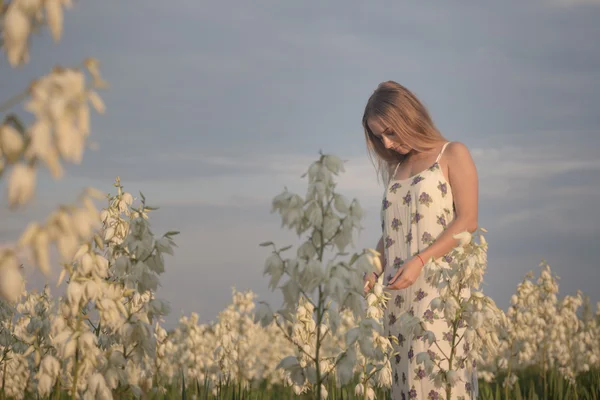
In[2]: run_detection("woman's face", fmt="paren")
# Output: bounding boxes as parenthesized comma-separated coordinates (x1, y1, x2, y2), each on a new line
(367, 117, 412, 155)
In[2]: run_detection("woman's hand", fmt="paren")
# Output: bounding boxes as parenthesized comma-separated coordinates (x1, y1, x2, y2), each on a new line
(385, 257, 423, 290)
(363, 272, 379, 294)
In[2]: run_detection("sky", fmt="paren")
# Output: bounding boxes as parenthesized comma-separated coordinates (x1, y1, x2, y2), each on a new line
(1, 0, 599, 328)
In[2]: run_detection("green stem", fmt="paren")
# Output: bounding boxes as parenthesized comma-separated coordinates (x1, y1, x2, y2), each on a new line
(314, 211, 328, 400)
(505, 341, 514, 400)
(315, 286, 323, 400)
(71, 313, 83, 400)
(445, 314, 459, 400)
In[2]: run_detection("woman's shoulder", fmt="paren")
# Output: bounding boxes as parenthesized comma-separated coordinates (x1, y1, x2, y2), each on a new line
(444, 141, 474, 160)
(444, 141, 477, 170)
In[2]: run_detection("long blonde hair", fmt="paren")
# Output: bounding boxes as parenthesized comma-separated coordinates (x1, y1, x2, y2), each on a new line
(362, 81, 447, 184)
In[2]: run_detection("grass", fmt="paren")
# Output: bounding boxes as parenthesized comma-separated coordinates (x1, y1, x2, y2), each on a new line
(5, 367, 600, 399)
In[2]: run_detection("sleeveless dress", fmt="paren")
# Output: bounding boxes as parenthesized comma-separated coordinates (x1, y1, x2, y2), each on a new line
(380, 142, 479, 400)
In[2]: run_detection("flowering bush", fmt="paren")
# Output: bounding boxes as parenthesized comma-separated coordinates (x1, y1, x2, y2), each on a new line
(478, 260, 600, 399)
(257, 152, 397, 399)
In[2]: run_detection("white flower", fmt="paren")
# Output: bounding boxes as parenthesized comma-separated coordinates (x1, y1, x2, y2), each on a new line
(333, 193, 349, 214)
(454, 231, 472, 246)
(446, 369, 460, 385)
(8, 163, 36, 207)
(323, 154, 344, 174)
(0, 252, 24, 302)
(0, 124, 25, 161)
(2, 3, 33, 66)
(305, 201, 323, 228)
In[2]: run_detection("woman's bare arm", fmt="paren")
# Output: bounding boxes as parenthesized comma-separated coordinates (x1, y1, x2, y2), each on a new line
(416, 141, 479, 263)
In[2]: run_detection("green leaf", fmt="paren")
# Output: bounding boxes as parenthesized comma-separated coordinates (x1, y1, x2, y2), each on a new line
(259, 241, 274, 247)
(514, 379, 522, 400)
(165, 231, 180, 236)
(280, 245, 293, 252)
(181, 369, 186, 400)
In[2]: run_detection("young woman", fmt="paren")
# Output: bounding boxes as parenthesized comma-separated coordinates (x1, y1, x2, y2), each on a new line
(362, 81, 479, 399)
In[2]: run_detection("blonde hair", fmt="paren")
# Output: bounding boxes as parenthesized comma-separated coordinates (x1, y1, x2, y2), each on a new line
(362, 81, 447, 184)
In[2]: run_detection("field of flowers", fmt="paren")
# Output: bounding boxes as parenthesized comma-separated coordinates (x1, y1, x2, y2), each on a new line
(1, 2, 599, 399)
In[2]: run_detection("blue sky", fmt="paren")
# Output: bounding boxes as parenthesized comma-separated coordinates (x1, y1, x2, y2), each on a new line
(1, 0, 599, 327)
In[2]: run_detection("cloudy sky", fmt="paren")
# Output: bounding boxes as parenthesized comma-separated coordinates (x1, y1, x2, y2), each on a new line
(1, 0, 599, 327)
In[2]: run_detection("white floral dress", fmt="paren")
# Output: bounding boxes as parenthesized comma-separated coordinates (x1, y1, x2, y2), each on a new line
(380, 142, 478, 400)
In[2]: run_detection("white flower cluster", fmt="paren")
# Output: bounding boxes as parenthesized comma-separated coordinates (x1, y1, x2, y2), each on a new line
(479, 260, 600, 389)
(1, 1, 107, 303)
(1, 62, 106, 209)
(350, 277, 396, 400)
(0, 188, 103, 302)
(213, 289, 289, 391)
(1, 0, 73, 66)
(0, 183, 178, 399)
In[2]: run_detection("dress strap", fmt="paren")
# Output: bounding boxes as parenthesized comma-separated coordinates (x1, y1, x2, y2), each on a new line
(389, 160, 402, 183)
(435, 142, 451, 163)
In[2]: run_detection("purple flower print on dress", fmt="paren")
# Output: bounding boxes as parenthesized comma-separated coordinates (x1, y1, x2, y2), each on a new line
(382, 198, 391, 210)
(414, 288, 427, 301)
(409, 386, 417, 399)
(422, 231, 434, 245)
(398, 333, 406, 347)
(437, 214, 447, 228)
(408, 346, 414, 361)
(393, 257, 404, 269)
(458, 318, 466, 328)
(427, 390, 440, 400)
(401, 392, 406, 400)
(423, 309, 435, 323)
(428, 162, 439, 172)
(463, 341, 470, 353)
(406, 231, 413, 244)
(394, 371, 399, 384)
(414, 367, 426, 380)
(438, 181, 448, 197)
(473, 359, 477, 368)
(385, 235, 395, 248)
(395, 294, 405, 308)
(419, 192, 433, 207)
(465, 382, 472, 392)
(443, 254, 453, 263)
(443, 331, 453, 342)
(402, 372, 407, 385)
(395, 354, 401, 364)
(402, 192, 412, 205)
(459, 357, 466, 369)
(389, 312, 397, 326)
(408, 306, 415, 316)
(411, 212, 423, 225)
(411, 175, 425, 186)
(391, 217, 401, 231)
(390, 182, 401, 193)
